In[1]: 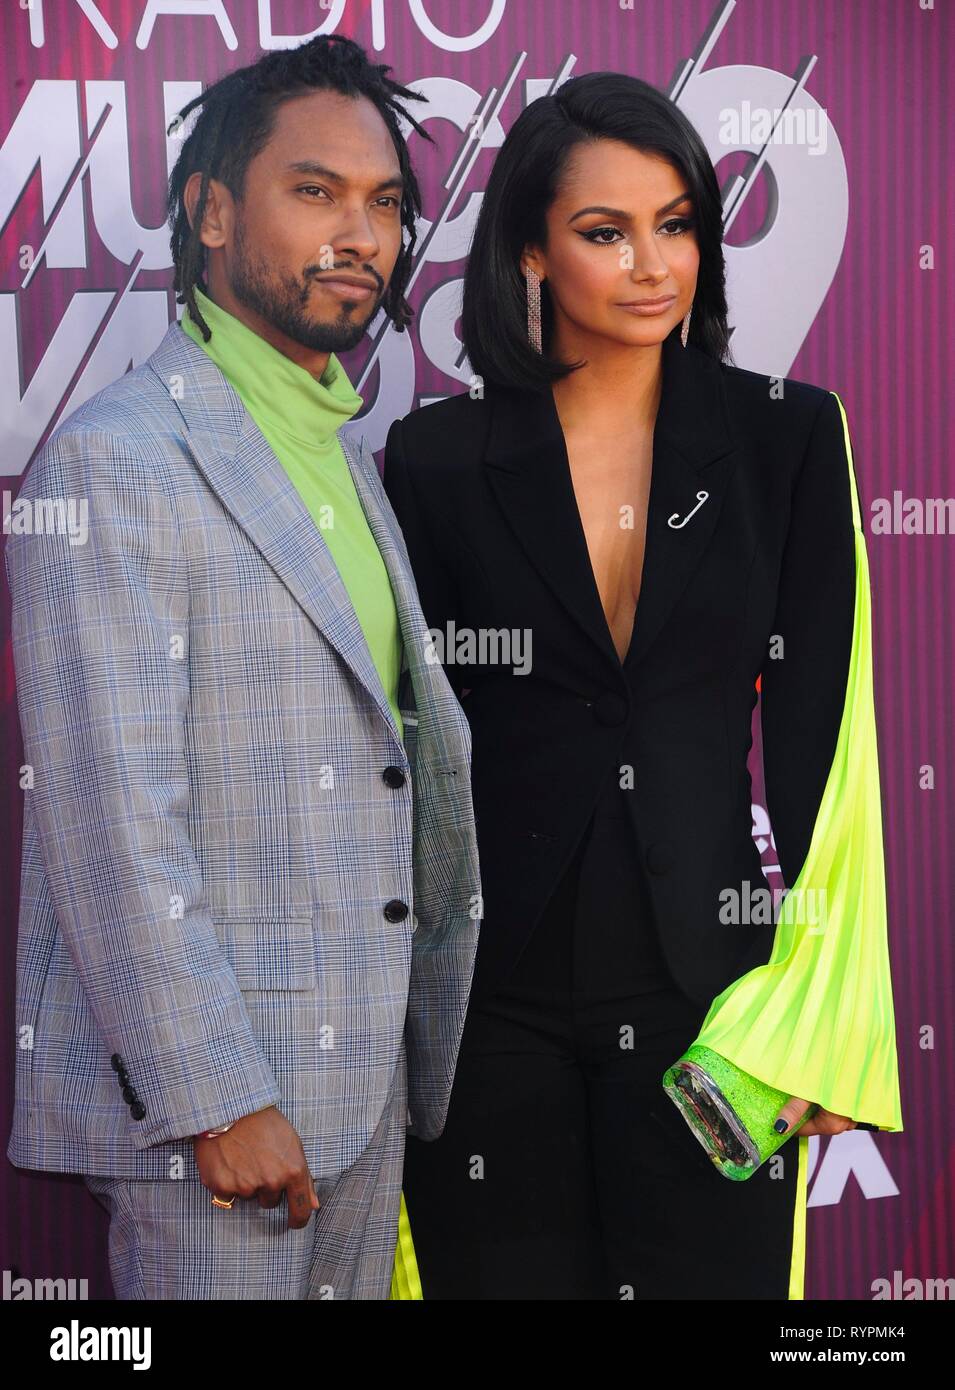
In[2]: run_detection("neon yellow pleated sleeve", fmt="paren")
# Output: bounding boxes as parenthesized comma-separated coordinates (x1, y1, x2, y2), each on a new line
(692, 392, 902, 1132)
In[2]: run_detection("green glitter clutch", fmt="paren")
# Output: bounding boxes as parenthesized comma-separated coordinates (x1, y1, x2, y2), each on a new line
(662, 1044, 818, 1181)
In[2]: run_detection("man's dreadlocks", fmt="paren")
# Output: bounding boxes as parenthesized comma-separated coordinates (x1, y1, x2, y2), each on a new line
(166, 34, 433, 341)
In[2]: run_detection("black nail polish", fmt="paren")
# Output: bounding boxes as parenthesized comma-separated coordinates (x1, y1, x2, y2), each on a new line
(773, 1118, 789, 1134)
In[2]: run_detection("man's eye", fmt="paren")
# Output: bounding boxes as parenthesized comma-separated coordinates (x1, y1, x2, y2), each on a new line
(376, 197, 401, 209)
(299, 186, 329, 198)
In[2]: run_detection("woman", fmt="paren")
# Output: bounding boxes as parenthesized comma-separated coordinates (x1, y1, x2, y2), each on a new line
(383, 73, 900, 1299)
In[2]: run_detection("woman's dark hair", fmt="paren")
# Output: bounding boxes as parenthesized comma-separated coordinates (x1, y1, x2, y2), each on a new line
(166, 34, 432, 340)
(461, 72, 731, 392)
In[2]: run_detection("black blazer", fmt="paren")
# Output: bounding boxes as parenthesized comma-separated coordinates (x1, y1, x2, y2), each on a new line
(382, 326, 857, 1007)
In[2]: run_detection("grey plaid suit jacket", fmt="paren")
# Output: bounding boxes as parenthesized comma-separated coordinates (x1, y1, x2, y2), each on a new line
(5, 322, 482, 1180)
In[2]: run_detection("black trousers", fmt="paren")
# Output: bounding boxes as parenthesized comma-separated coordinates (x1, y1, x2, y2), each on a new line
(402, 767, 805, 1299)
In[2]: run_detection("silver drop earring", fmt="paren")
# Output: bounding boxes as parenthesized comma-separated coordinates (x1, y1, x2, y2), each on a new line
(681, 302, 693, 348)
(525, 265, 542, 353)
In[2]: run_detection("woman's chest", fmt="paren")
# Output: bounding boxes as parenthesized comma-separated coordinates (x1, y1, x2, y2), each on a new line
(565, 438, 653, 658)
(431, 437, 787, 693)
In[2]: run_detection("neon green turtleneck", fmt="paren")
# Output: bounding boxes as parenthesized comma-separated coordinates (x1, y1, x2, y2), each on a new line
(182, 284, 404, 743)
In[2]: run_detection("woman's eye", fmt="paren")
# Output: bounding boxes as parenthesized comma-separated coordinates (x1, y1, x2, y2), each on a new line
(659, 218, 694, 236)
(583, 226, 623, 245)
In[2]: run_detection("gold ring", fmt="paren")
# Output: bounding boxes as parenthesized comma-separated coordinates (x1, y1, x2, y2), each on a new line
(211, 1193, 236, 1209)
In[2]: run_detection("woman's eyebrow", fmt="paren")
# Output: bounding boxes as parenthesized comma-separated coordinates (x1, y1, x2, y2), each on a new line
(567, 191, 693, 224)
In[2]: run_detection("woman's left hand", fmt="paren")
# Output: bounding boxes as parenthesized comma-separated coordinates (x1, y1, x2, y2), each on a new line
(774, 1096, 856, 1138)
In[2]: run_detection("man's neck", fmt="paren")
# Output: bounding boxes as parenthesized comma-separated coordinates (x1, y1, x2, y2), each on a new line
(197, 280, 330, 382)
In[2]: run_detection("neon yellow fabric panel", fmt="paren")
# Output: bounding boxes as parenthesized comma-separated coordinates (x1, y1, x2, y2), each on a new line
(693, 392, 903, 1133)
(390, 1192, 422, 1299)
(788, 1136, 810, 1299)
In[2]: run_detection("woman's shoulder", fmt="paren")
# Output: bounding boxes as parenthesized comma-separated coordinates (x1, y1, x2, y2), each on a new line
(717, 356, 838, 434)
(394, 383, 493, 456)
(386, 384, 508, 497)
(722, 355, 834, 414)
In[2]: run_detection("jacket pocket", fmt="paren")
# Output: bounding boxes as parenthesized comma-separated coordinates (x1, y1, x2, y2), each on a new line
(211, 913, 318, 990)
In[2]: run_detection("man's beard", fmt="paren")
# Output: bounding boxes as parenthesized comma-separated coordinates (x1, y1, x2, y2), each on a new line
(228, 216, 381, 353)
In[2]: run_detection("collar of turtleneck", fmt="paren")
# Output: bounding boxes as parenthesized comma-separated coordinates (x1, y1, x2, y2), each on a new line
(181, 284, 363, 447)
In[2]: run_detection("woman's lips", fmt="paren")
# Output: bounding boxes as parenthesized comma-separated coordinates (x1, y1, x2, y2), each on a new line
(616, 294, 678, 316)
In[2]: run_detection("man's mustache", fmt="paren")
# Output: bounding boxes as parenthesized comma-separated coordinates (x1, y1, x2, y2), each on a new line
(303, 266, 383, 293)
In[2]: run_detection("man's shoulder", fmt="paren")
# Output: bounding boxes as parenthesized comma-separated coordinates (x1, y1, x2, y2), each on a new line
(25, 326, 203, 489)
(54, 365, 168, 443)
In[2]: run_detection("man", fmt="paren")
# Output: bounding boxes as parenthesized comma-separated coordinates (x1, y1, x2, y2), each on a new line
(5, 35, 480, 1300)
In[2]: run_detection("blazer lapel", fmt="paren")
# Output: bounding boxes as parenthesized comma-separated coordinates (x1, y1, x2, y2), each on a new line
(338, 429, 452, 722)
(147, 324, 408, 747)
(483, 326, 739, 673)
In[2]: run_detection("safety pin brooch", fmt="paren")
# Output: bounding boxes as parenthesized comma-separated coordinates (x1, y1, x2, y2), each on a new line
(667, 490, 709, 528)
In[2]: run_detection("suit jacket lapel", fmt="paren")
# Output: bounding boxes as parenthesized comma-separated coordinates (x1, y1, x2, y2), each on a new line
(338, 429, 449, 721)
(147, 323, 409, 747)
(483, 326, 739, 674)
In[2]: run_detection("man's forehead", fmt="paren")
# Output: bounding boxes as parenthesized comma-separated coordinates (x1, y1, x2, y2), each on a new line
(258, 93, 400, 181)
(269, 90, 389, 143)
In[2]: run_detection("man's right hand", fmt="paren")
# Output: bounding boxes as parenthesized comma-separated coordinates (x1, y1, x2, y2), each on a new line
(193, 1107, 320, 1229)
